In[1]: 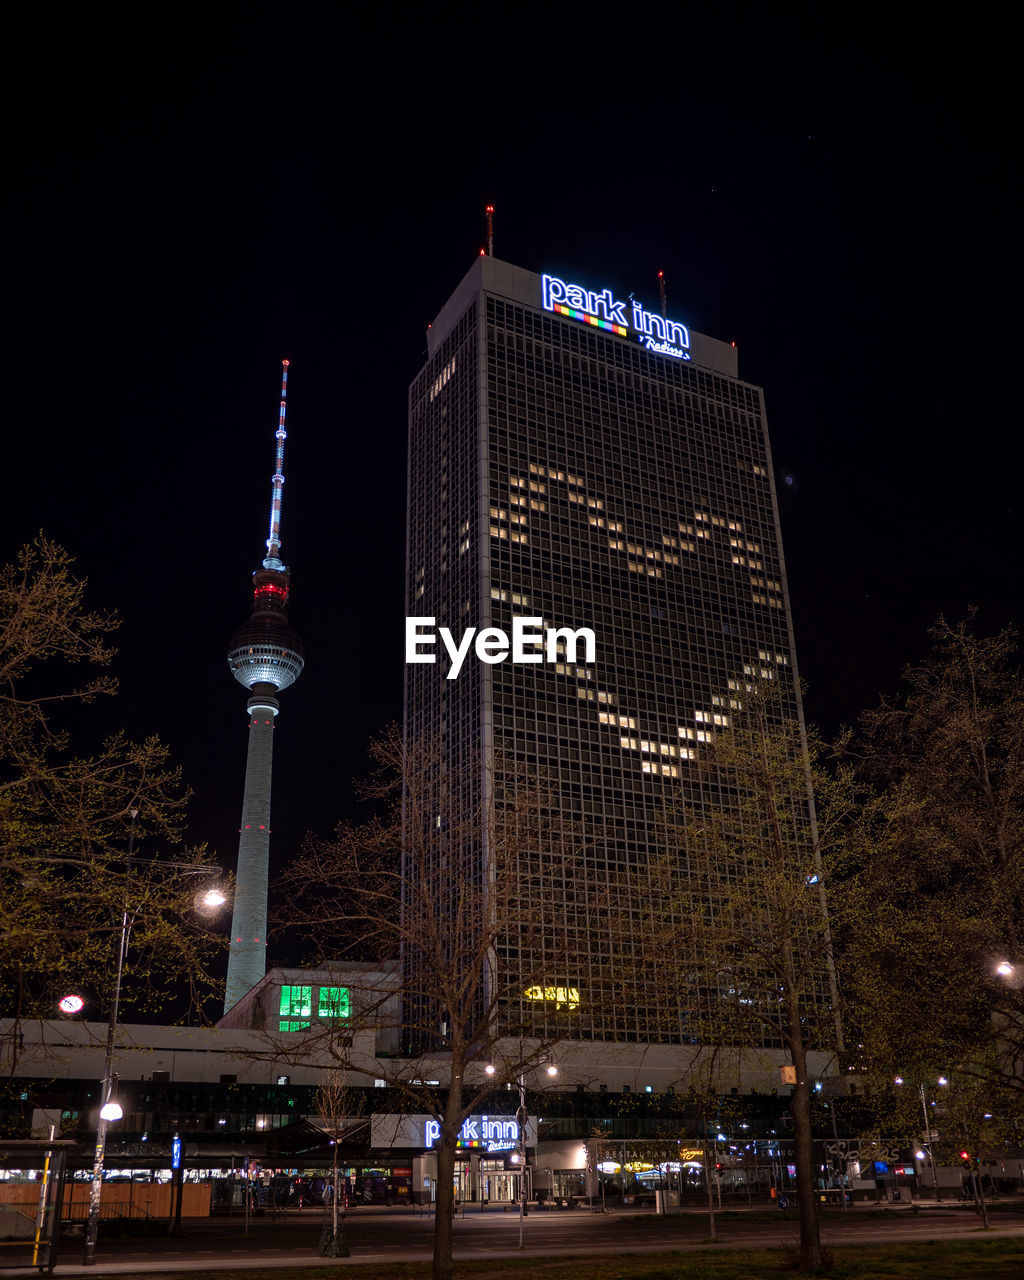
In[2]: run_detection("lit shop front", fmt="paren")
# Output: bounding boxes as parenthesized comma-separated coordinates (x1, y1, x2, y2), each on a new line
(370, 1114, 536, 1205)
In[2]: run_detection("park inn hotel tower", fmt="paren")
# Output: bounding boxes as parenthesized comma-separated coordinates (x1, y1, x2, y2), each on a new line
(406, 256, 826, 1050)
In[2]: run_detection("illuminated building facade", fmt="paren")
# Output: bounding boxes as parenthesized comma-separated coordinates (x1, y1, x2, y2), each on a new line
(406, 257, 828, 1045)
(224, 362, 305, 1014)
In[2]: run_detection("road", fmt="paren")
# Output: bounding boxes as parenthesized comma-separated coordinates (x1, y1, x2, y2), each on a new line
(6, 1203, 1023, 1275)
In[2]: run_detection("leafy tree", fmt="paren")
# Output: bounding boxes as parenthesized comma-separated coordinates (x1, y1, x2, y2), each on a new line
(634, 679, 857, 1272)
(0, 535, 224, 1039)
(845, 615, 1024, 1099)
(271, 725, 594, 1280)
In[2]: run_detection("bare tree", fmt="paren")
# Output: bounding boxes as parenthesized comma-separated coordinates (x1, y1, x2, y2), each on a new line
(272, 726, 596, 1280)
(311, 1071, 356, 1255)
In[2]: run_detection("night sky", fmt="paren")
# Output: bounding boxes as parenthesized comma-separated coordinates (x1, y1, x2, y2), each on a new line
(8, 14, 1019, 914)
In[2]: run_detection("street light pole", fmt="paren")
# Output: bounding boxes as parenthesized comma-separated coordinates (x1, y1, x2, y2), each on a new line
(82, 907, 129, 1265)
(82, 809, 226, 1266)
(919, 1084, 941, 1202)
(516, 1071, 528, 1250)
(83, 805, 139, 1267)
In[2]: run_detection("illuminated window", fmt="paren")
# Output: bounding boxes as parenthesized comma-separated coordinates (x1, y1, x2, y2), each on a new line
(279, 985, 312, 1032)
(318, 986, 351, 1020)
(429, 358, 455, 401)
(599, 711, 637, 729)
(642, 761, 679, 778)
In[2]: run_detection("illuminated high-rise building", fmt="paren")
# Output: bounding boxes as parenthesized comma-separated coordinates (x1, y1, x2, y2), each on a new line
(224, 361, 304, 1014)
(406, 257, 832, 1045)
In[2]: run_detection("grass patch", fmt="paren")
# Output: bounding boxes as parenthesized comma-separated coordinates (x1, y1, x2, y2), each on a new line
(87, 1237, 1024, 1280)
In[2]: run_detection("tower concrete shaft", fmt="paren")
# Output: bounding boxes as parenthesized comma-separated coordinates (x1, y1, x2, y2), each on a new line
(224, 361, 304, 1014)
(224, 690, 279, 1010)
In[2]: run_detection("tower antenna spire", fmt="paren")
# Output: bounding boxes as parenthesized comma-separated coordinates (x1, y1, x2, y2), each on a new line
(263, 359, 290, 571)
(658, 270, 667, 319)
(486, 205, 495, 258)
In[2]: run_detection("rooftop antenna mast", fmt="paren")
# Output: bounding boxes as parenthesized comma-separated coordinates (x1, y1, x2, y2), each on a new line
(658, 270, 667, 319)
(486, 205, 495, 258)
(263, 359, 290, 571)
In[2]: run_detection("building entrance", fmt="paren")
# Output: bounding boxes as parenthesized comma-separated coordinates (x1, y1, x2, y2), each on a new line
(481, 1170, 517, 1203)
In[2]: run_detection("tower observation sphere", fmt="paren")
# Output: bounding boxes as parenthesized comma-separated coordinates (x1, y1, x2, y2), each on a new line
(223, 360, 304, 1014)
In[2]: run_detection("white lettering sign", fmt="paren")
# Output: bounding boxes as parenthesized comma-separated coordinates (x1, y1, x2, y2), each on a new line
(406, 618, 596, 679)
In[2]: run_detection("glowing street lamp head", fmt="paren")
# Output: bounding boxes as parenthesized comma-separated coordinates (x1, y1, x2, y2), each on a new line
(59, 993, 85, 1015)
(996, 961, 1014, 977)
(200, 887, 228, 909)
(99, 1101, 123, 1122)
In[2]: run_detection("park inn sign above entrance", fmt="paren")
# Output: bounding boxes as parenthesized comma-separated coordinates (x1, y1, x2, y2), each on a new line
(370, 1113, 538, 1153)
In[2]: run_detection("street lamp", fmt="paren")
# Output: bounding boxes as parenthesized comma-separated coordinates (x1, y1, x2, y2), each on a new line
(895, 1074, 947, 1202)
(82, 818, 227, 1266)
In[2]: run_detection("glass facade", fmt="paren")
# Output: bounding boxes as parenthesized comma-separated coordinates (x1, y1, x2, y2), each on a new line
(406, 259, 828, 1046)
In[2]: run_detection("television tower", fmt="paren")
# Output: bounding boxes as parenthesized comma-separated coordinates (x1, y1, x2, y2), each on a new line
(224, 360, 305, 1013)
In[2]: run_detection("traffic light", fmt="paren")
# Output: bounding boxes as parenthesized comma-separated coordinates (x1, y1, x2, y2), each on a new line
(959, 1149, 973, 1167)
